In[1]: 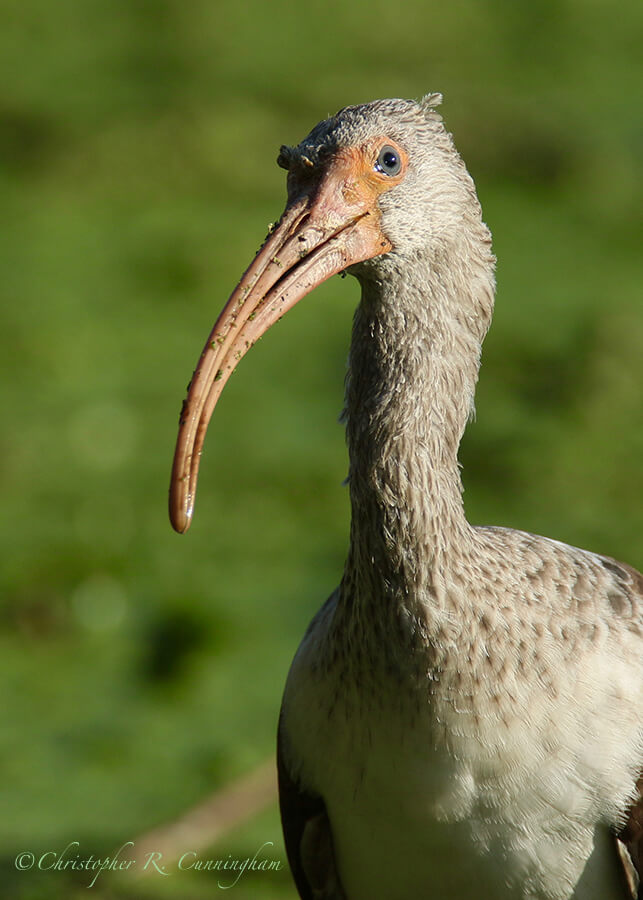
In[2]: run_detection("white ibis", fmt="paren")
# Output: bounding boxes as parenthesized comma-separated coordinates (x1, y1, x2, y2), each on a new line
(169, 96, 642, 899)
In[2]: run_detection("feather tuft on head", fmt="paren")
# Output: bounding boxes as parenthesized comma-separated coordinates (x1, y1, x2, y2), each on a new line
(420, 92, 443, 111)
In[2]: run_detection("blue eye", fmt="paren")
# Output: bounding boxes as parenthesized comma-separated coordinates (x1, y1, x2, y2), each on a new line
(375, 145, 402, 176)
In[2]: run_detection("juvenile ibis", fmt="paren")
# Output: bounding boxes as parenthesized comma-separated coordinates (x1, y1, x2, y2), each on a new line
(169, 96, 642, 899)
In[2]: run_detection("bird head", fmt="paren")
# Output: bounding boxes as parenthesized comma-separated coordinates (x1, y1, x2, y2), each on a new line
(169, 95, 481, 533)
(278, 94, 478, 272)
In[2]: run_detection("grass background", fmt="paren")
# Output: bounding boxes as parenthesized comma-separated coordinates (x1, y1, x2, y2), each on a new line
(1, 1, 641, 897)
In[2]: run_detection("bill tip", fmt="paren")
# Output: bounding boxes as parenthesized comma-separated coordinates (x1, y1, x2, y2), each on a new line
(169, 499, 193, 534)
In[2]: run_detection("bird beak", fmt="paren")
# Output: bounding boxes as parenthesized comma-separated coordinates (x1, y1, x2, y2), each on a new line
(169, 149, 393, 533)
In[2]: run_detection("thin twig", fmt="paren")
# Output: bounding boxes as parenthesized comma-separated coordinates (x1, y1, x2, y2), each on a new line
(132, 756, 277, 871)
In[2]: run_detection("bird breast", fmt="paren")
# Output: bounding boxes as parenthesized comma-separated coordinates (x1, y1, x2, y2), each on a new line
(280, 533, 642, 900)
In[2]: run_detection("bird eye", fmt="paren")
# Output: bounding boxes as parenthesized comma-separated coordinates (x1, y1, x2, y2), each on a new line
(375, 145, 402, 177)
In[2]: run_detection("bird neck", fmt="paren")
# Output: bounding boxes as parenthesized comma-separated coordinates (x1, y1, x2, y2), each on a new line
(343, 235, 495, 606)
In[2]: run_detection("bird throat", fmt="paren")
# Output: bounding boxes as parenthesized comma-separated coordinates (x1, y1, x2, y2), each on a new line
(342, 247, 494, 629)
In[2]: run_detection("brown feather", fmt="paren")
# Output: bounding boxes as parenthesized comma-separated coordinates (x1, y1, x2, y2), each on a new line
(278, 714, 347, 899)
(616, 773, 643, 898)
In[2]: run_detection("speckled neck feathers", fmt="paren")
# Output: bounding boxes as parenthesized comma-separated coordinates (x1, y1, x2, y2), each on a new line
(343, 219, 495, 612)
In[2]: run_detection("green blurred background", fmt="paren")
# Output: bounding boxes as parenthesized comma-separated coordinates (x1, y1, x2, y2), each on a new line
(1, 0, 641, 897)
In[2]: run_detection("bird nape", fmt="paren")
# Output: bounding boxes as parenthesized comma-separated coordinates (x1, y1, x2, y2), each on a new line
(169, 96, 642, 900)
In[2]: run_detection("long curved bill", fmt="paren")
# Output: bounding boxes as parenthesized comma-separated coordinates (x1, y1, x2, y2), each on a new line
(169, 151, 392, 533)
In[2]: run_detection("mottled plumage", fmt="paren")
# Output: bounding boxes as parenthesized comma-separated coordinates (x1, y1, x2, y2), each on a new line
(170, 96, 642, 899)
